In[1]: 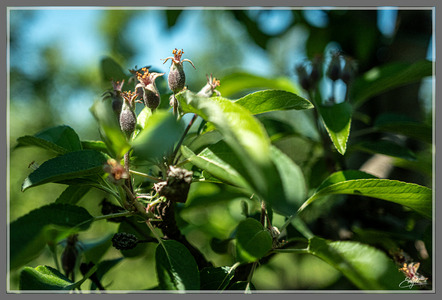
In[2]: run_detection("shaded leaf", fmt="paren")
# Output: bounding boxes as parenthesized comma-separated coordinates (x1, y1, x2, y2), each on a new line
(21, 150, 107, 192)
(308, 237, 404, 290)
(10, 203, 93, 270)
(89, 258, 124, 290)
(374, 113, 432, 144)
(353, 140, 417, 161)
(299, 170, 432, 219)
(185, 182, 249, 208)
(317, 102, 352, 155)
(81, 140, 109, 154)
(155, 240, 200, 290)
(200, 266, 235, 290)
(16, 125, 82, 154)
(351, 60, 432, 108)
(82, 234, 113, 264)
(100, 56, 129, 83)
(235, 218, 273, 263)
(55, 185, 91, 205)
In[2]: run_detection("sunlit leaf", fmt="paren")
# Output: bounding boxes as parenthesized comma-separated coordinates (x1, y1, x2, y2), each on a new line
(19, 265, 74, 290)
(299, 170, 432, 219)
(308, 237, 404, 290)
(317, 102, 352, 155)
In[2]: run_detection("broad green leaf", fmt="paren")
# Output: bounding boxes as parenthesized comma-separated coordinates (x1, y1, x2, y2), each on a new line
(351, 60, 433, 108)
(234, 90, 313, 114)
(181, 145, 249, 189)
(374, 113, 432, 144)
(308, 237, 404, 290)
(21, 150, 107, 192)
(317, 101, 352, 155)
(185, 130, 223, 154)
(19, 265, 74, 290)
(235, 218, 273, 263)
(299, 170, 432, 219)
(55, 185, 92, 205)
(200, 266, 235, 290)
(131, 110, 183, 163)
(155, 240, 200, 291)
(353, 140, 417, 161)
(90, 99, 131, 159)
(267, 145, 307, 216)
(218, 72, 299, 97)
(132, 106, 152, 140)
(16, 125, 82, 154)
(10, 203, 93, 270)
(176, 90, 273, 200)
(100, 56, 129, 83)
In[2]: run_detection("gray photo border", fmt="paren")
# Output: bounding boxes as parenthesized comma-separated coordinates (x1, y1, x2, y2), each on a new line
(2, 0, 439, 299)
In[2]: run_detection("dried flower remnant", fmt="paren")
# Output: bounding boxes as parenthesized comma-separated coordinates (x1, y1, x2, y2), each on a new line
(135, 67, 164, 111)
(103, 158, 129, 185)
(197, 74, 221, 97)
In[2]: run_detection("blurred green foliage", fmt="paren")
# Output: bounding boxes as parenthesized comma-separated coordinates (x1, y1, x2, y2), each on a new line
(9, 9, 433, 291)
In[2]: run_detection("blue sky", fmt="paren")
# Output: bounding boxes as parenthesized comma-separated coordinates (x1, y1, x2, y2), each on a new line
(9, 8, 433, 137)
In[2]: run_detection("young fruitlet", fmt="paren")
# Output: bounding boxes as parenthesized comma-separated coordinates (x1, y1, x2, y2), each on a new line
(119, 91, 137, 138)
(135, 67, 164, 111)
(102, 80, 125, 116)
(162, 48, 196, 94)
(197, 74, 221, 97)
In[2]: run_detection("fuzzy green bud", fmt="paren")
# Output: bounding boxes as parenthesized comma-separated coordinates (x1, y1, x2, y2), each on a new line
(135, 67, 164, 111)
(119, 91, 137, 138)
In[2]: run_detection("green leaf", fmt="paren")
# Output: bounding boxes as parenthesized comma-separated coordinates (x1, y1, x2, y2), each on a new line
(176, 90, 273, 200)
(132, 106, 152, 140)
(100, 56, 129, 83)
(89, 258, 124, 290)
(21, 150, 107, 192)
(55, 185, 92, 205)
(185, 130, 223, 154)
(181, 145, 249, 189)
(16, 125, 82, 154)
(353, 140, 417, 161)
(185, 182, 249, 208)
(131, 110, 183, 163)
(267, 145, 307, 215)
(317, 102, 352, 155)
(90, 99, 131, 159)
(299, 170, 432, 219)
(200, 266, 235, 290)
(234, 90, 313, 114)
(19, 265, 74, 290)
(81, 140, 109, 154)
(235, 218, 273, 263)
(374, 113, 432, 144)
(155, 240, 200, 291)
(308, 237, 404, 290)
(10, 203, 93, 270)
(351, 60, 433, 108)
(218, 72, 299, 98)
